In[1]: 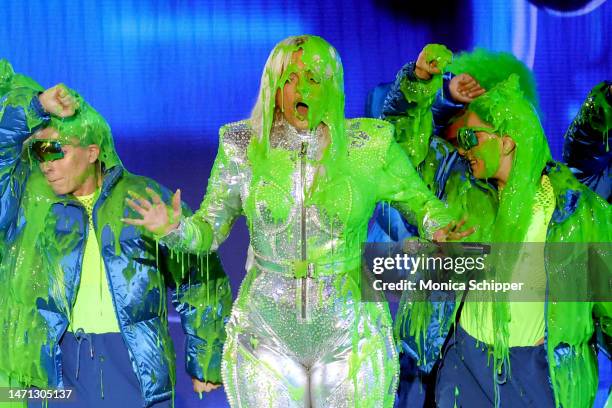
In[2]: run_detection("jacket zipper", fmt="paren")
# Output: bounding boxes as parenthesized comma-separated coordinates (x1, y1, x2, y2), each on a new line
(58, 202, 88, 385)
(92, 192, 146, 399)
(299, 142, 310, 321)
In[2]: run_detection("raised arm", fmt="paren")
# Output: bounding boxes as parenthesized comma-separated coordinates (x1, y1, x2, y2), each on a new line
(381, 44, 452, 166)
(131, 181, 233, 391)
(377, 128, 473, 242)
(1, 84, 74, 232)
(124, 125, 245, 253)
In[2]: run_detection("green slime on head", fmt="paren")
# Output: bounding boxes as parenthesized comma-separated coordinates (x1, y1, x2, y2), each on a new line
(447, 48, 540, 111)
(246, 35, 349, 223)
(48, 91, 122, 171)
(249, 35, 345, 167)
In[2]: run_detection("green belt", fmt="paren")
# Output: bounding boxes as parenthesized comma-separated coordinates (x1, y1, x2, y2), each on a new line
(253, 255, 361, 278)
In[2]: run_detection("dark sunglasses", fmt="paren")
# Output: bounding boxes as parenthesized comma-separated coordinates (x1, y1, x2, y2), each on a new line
(457, 126, 496, 151)
(30, 139, 65, 162)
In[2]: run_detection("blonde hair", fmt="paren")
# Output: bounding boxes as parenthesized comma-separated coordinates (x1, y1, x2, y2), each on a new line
(247, 35, 347, 184)
(249, 36, 309, 141)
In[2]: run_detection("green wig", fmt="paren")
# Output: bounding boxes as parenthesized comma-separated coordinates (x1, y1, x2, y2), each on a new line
(448, 48, 540, 112)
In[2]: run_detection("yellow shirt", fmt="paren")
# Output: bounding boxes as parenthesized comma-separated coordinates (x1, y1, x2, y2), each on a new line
(461, 175, 555, 346)
(69, 191, 120, 333)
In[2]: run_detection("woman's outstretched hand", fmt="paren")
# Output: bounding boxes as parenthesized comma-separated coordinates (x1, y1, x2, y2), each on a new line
(432, 219, 475, 242)
(122, 187, 182, 236)
(192, 378, 221, 394)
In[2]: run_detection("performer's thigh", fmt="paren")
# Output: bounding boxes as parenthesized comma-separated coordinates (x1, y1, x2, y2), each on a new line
(309, 308, 398, 408)
(222, 323, 308, 408)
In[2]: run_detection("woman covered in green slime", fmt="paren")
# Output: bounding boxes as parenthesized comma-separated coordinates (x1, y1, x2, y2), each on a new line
(125, 35, 470, 407)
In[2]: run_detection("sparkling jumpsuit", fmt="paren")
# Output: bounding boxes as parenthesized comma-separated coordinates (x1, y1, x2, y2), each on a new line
(162, 117, 451, 407)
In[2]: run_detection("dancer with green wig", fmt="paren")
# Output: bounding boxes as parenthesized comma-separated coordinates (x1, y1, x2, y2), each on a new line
(125, 35, 472, 407)
(369, 46, 541, 248)
(430, 75, 611, 407)
(0, 82, 231, 407)
(368, 45, 612, 406)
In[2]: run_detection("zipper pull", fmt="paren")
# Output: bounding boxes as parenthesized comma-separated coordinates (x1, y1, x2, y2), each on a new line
(307, 263, 314, 278)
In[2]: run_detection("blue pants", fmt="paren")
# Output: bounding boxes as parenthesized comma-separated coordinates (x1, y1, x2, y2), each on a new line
(394, 352, 431, 408)
(28, 331, 171, 408)
(435, 325, 555, 408)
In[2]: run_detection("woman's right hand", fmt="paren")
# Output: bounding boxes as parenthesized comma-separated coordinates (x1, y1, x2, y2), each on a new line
(432, 219, 475, 242)
(414, 43, 452, 81)
(122, 187, 182, 236)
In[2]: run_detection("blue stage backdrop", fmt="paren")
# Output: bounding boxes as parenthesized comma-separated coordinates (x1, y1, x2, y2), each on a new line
(0, 1, 610, 407)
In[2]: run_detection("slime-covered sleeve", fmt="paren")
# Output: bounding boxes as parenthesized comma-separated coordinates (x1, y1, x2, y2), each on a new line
(167, 249, 232, 384)
(161, 125, 243, 253)
(381, 60, 445, 167)
(144, 180, 231, 384)
(0, 89, 49, 231)
(382, 61, 445, 119)
(378, 137, 453, 240)
(562, 80, 612, 202)
(431, 72, 466, 136)
(381, 62, 419, 119)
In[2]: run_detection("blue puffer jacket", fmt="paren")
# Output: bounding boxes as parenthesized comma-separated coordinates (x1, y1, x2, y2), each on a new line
(367, 64, 491, 245)
(396, 163, 611, 407)
(0, 91, 231, 407)
(563, 80, 611, 203)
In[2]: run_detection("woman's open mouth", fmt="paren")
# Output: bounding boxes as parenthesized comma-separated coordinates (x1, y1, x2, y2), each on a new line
(296, 102, 309, 119)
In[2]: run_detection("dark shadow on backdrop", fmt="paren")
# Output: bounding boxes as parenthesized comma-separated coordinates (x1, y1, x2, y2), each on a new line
(372, 0, 473, 50)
